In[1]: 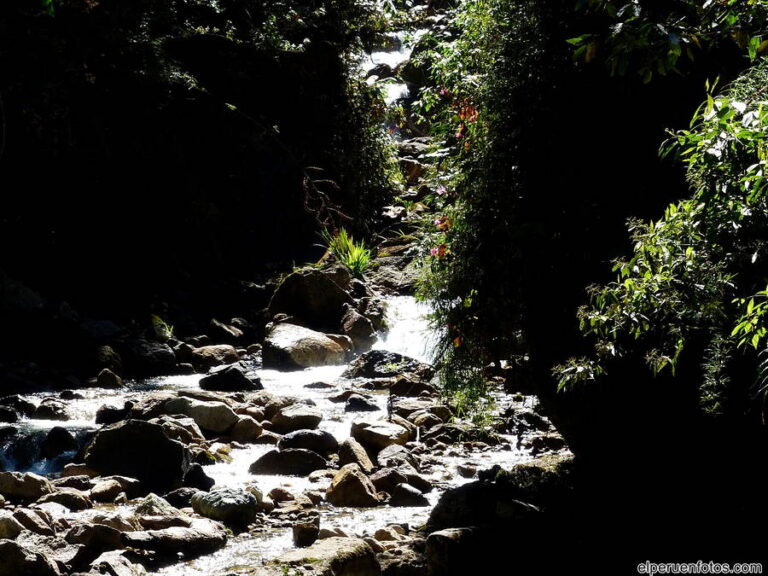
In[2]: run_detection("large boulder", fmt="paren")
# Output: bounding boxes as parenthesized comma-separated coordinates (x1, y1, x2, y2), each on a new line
(84, 420, 192, 493)
(0, 510, 25, 539)
(263, 323, 349, 369)
(351, 419, 410, 451)
(338, 438, 374, 474)
(277, 430, 338, 455)
(37, 487, 93, 511)
(121, 518, 227, 556)
(276, 537, 380, 576)
(191, 487, 259, 528)
(0, 472, 54, 501)
(248, 449, 327, 476)
(199, 363, 262, 392)
(86, 551, 146, 576)
(341, 305, 377, 352)
(40, 427, 78, 459)
(271, 403, 323, 433)
(342, 350, 433, 379)
(121, 338, 177, 377)
(268, 267, 355, 331)
(390, 483, 429, 507)
(164, 397, 239, 434)
(0, 540, 61, 576)
(190, 345, 239, 370)
(326, 464, 380, 508)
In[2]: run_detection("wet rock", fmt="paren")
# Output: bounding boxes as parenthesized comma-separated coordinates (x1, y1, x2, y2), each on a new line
(263, 323, 349, 369)
(277, 429, 338, 456)
(457, 464, 477, 479)
(0, 471, 54, 502)
(199, 363, 261, 392)
(189, 344, 240, 371)
(0, 539, 62, 576)
(183, 463, 215, 491)
(86, 551, 146, 576)
(0, 405, 18, 423)
(121, 339, 177, 377)
(370, 468, 408, 495)
(134, 493, 181, 518)
(351, 419, 410, 451)
(292, 513, 320, 547)
(90, 479, 123, 503)
(390, 483, 429, 507)
(96, 368, 123, 389)
(40, 427, 78, 460)
(149, 415, 205, 445)
(164, 397, 239, 434)
(13, 509, 55, 536)
(271, 403, 322, 433)
(268, 267, 355, 331)
(162, 487, 200, 509)
(37, 488, 93, 511)
(248, 449, 327, 476)
(345, 394, 379, 413)
(425, 528, 479, 576)
(338, 438, 374, 474)
(376, 445, 418, 471)
(0, 509, 25, 538)
(389, 376, 436, 397)
(191, 487, 259, 528)
(95, 402, 133, 425)
(121, 518, 227, 556)
(326, 464, 380, 508)
(277, 537, 380, 576)
(341, 305, 377, 352)
(231, 415, 263, 443)
(33, 399, 69, 421)
(411, 412, 442, 429)
(209, 318, 244, 344)
(84, 420, 192, 493)
(14, 531, 80, 573)
(66, 523, 124, 556)
(343, 350, 433, 380)
(90, 512, 142, 533)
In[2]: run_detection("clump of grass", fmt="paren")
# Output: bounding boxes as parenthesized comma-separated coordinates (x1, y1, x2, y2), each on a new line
(321, 228, 371, 278)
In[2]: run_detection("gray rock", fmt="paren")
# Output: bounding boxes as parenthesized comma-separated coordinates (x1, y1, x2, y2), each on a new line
(338, 438, 374, 474)
(121, 518, 227, 556)
(37, 488, 93, 511)
(271, 403, 322, 433)
(87, 551, 146, 576)
(231, 416, 263, 443)
(277, 429, 339, 455)
(277, 537, 380, 576)
(191, 487, 259, 528)
(0, 539, 61, 576)
(164, 397, 239, 434)
(13, 509, 55, 536)
(199, 363, 261, 392)
(248, 449, 327, 477)
(0, 510, 25, 538)
(326, 464, 380, 508)
(190, 345, 239, 371)
(96, 368, 123, 389)
(0, 472, 54, 501)
(342, 350, 433, 380)
(263, 323, 349, 369)
(390, 483, 429, 507)
(351, 419, 410, 451)
(341, 305, 377, 352)
(345, 394, 379, 413)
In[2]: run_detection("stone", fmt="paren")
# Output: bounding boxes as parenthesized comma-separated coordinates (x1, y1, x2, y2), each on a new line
(0, 509, 25, 538)
(37, 487, 93, 511)
(66, 522, 124, 555)
(291, 514, 320, 548)
(121, 518, 227, 556)
(342, 350, 433, 380)
(84, 420, 192, 493)
(164, 397, 239, 434)
(390, 483, 429, 507)
(13, 508, 55, 536)
(277, 429, 338, 455)
(87, 551, 146, 576)
(96, 344, 123, 373)
(268, 267, 355, 331)
(373, 527, 403, 542)
(95, 402, 132, 425)
(189, 344, 240, 371)
(276, 537, 380, 576)
(425, 528, 480, 576)
(149, 415, 205, 445)
(121, 338, 177, 377)
(134, 493, 181, 518)
(96, 368, 123, 389)
(345, 394, 379, 413)
(411, 412, 443, 429)
(209, 318, 244, 344)
(0, 405, 18, 423)
(231, 416, 263, 442)
(341, 305, 377, 352)
(271, 403, 322, 433)
(370, 468, 409, 495)
(376, 445, 418, 471)
(338, 438, 374, 474)
(326, 464, 380, 508)
(263, 323, 348, 369)
(90, 512, 142, 533)
(61, 464, 98, 478)
(191, 487, 259, 528)
(248, 449, 327, 476)
(32, 398, 68, 421)
(351, 419, 410, 451)
(0, 471, 54, 501)
(40, 427, 78, 460)
(457, 464, 477, 479)
(199, 363, 261, 392)
(0, 540, 61, 576)
(162, 487, 200, 509)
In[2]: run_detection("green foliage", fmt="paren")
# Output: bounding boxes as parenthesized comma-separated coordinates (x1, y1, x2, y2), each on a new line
(557, 60, 768, 415)
(322, 227, 371, 278)
(151, 314, 174, 341)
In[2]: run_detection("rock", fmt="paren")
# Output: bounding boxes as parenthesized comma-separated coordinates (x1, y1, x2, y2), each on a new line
(457, 464, 477, 479)
(376, 445, 418, 471)
(191, 488, 258, 528)
(0, 406, 18, 423)
(0, 471, 54, 501)
(326, 464, 380, 508)
(95, 402, 133, 425)
(411, 412, 443, 429)
(87, 551, 146, 576)
(96, 368, 123, 389)
(66, 522, 124, 555)
(231, 416, 263, 443)
(277, 537, 380, 576)
(425, 528, 479, 576)
(90, 512, 141, 533)
(338, 438, 374, 474)
(61, 464, 98, 478)
(277, 430, 338, 455)
(0, 509, 25, 538)
(390, 483, 429, 507)
(121, 338, 177, 377)
(341, 305, 377, 352)
(343, 350, 433, 380)
(14, 530, 80, 571)
(199, 363, 261, 392)
(263, 323, 348, 369)
(183, 463, 215, 491)
(95, 344, 123, 373)
(370, 468, 409, 495)
(37, 487, 93, 511)
(149, 415, 205, 445)
(162, 487, 200, 509)
(351, 420, 410, 451)
(268, 267, 355, 331)
(32, 398, 68, 421)
(121, 518, 227, 556)
(164, 397, 239, 434)
(345, 394, 380, 413)
(13, 509, 54, 536)
(209, 318, 244, 344)
(91, 479, 124, 503)
(0, 540, 61, 576)
(292, 514, 320, 547)
(249, 449, 327, 476)
(373, 527, 403, 542)
(84, 420, 192, 493)
(189, 345, 240, 371)
(134, 493, 181, 518)
(40, 427, 77, 460)
(271, 403, 322, 433)
(101, 476, 142, 498)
